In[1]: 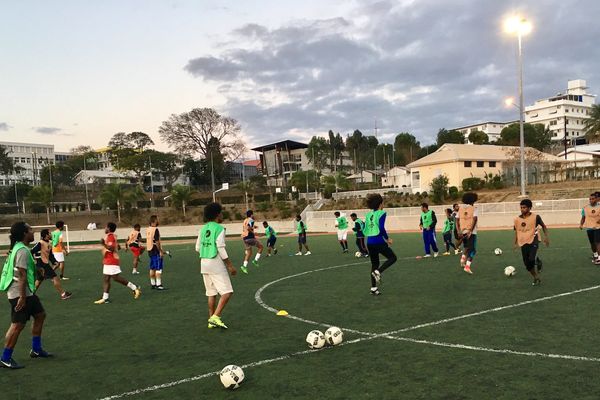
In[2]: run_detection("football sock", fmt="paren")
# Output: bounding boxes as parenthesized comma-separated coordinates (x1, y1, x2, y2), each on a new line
(102, 292, 109, 300)
(339, 242, 345, 250)
(150, 278, 156, 286)
(255, 253, 261, 261)
(2, 347, 13, 361)
(466, 260, 472, 268)
(461, 255, 467, 263)
(32, 336, 42, 352)
(127, 282, 137, 290)
(594, 252, 599, 258)
(156, 275, 162, 286)
(243, 260, 248, 267)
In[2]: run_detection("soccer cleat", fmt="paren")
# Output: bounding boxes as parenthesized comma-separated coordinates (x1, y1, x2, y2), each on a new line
(532, 278, 541, 286)
(454, 249, 460, 255)
(371, 269, 381, 284)
(94, 298, 110, 304)
(208, 315, 228, 329)
(60, 276, 70, 281)
(132, 270, 140, 275)
(0, 358, 24, 369)
(134, 288, 142, 299)
(443, 252, 450, 256)
(343, 249, 348, 253)
(370, 288, 381, 296)
(252, 260, 259, 267)
(423, 254, 431, 258)
(295, 252, 302, 256)
(304, 251, 312, 255)
(30, 349, 53, 358)
(60, 292, 72, 300)
(463, 266, 473, 275)
(155, 285, 165, 290)
(240, 265, 248, 274)
(208, 323, 215, 329)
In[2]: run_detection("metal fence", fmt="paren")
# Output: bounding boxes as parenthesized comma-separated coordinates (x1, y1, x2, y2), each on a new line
(307, 198, 588, 219)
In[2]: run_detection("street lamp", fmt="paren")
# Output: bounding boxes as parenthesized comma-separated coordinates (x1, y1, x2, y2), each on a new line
(504, 15, 532, 198)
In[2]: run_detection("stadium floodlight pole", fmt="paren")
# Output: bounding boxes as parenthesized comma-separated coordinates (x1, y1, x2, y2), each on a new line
(504, 15, 532, 198)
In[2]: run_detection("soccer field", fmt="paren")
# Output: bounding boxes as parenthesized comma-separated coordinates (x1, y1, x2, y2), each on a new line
(1, 228, 599, 400)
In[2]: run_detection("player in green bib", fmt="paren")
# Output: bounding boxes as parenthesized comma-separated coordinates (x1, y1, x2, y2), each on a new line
(295, 214, 311, 255)
(262, 221, 278, 256)
(196, 203, 237, 329)
(442, 208, 458, 255)
(419, 203, 439, 257)
(1, 222, 52, 369)
(334, 211, 349, 253)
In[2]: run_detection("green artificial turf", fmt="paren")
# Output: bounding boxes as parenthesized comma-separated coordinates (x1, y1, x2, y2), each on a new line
(0, 228, 598, 399)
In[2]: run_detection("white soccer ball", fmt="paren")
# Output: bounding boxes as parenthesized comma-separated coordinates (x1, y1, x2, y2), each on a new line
(220, 365, 245, 390)
(494, 248, 503, 256)
(325, 326, 343, 346)
(306, 330, 326, 349)
(504, 266, 516, 277)
(355, 251, 363, 258)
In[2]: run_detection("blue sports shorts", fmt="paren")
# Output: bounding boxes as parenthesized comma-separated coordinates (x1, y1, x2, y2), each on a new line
(149, 254, 164, 271)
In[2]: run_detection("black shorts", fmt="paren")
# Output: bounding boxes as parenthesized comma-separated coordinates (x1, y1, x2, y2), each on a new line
(36, 261, 57, 281)
(586, 229, 600, 245)
(267, 237, 277, 248)
(9, 295, 45, 324)
(298, 234, 307, 244)
(521, 242, 539, 271)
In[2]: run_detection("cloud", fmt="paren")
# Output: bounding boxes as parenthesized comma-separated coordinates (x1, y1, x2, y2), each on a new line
(0, 122, 11, 131)
(185, 0, 600, 146)
(34, 126, 62, 134)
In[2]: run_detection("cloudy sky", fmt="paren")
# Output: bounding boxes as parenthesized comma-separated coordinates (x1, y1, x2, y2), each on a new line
(2, 0, 599, 153)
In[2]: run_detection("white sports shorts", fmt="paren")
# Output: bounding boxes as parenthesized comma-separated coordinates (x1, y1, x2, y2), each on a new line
(202, 270, 233, 297)
(103, 265, 122, 276)
(53, 252, 65, 262)
(337, 230, 348, 241)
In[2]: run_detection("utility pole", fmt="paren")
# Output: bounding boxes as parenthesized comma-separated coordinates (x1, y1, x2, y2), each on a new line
(210, 149, 215, 194)
(83, 156, 91, 214)
(149, 154, 155, 209)
(374, 118, 378, 170)
(14, 181, 19, 215)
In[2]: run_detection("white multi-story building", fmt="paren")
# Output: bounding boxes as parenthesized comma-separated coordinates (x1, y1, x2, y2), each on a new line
(453, 121, 517, 143)
(525, 79, 596, 142)
(0, 141, 56, 186)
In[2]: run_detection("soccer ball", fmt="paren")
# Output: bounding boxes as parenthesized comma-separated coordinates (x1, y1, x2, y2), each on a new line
(504, 266, 516, 277)
(355, 251, 362, 258)
(494, 248, 503, 256)
(325, 326, 343, 346)
(220, 365, 245, 390)
(306, 330, 326, 349)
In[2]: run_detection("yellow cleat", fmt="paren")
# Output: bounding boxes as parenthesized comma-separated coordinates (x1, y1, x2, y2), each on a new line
(94, 298, 109, 304)
(208, 315, 228, 329)
(134, 288, 142, 299)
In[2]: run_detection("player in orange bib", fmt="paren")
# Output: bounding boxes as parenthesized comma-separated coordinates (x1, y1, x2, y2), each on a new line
(125, 224, 144, 274)
(514, 199, 549, 286)
(240, 210, 263, 274)
(579, 192, 600, 265)
(455, 192, 479, 274)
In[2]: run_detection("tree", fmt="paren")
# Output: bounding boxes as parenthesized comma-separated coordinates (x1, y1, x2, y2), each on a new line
(306, 136, 329, 172)
(100, 184, 143, 222)
(430, 174, 449, 204)
(346, 130, 368, 172)
(150, 151, 181, 191)
(584, 104, 600, 143)
(322, 172, 350, 191)
(436, 128, 465, 146)
(497, 123, 551, 151)
(289, 170, 320, 192)
(27, 186, 53, 223)
(327, 130, 345, 170)
(365, 136, 379, 169)
(468, 130, 489, 145)
(170, 184, 193, 218)
(0, 145, 19, 175)
(417, 144, 439, 159)
(249, 175, 267, 191)
(158, 108, 245, 160)
(376, 143, 394, 170)
(393, 133, 421, 166)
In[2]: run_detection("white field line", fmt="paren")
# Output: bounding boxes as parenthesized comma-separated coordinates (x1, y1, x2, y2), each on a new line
(99, 260, 600, 399)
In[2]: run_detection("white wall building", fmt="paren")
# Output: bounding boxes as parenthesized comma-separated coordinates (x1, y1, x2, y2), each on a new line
(381, 166, 411, 188)
(453, 121, 517, 143)
(557, 143, 600, 168)
(0, 141, 56, 186)
(525, 79, 596, 142)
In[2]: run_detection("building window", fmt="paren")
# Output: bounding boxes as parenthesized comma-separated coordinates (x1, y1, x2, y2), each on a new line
(489, 161, 496, 168)
(476, 161, 484, 167)
(464, 161, 472, 167)
(550, 120, 557, 126)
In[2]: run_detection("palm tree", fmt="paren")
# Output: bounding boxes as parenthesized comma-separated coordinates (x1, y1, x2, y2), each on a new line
(27, 185, 53, 224)
(584, 104, 600, 143)
(100, 184, 144, 222)
(170, 184, 193, 218)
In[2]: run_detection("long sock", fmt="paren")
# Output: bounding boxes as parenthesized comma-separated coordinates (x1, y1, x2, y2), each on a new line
(255, 253, 261, 261)
(340, 242, 345, 250)
(127, 282, 137, 290)
(156, 275, 162, 286)
(32, 336, 42, 352)
(150, 278, 156, 286)
(243, 260, 248, 267)
(1, 348, 13, 361)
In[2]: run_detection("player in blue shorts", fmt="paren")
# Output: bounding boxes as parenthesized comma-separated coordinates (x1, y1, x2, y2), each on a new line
(262, 221, 278, 256)
(146, 215, 165, 290)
